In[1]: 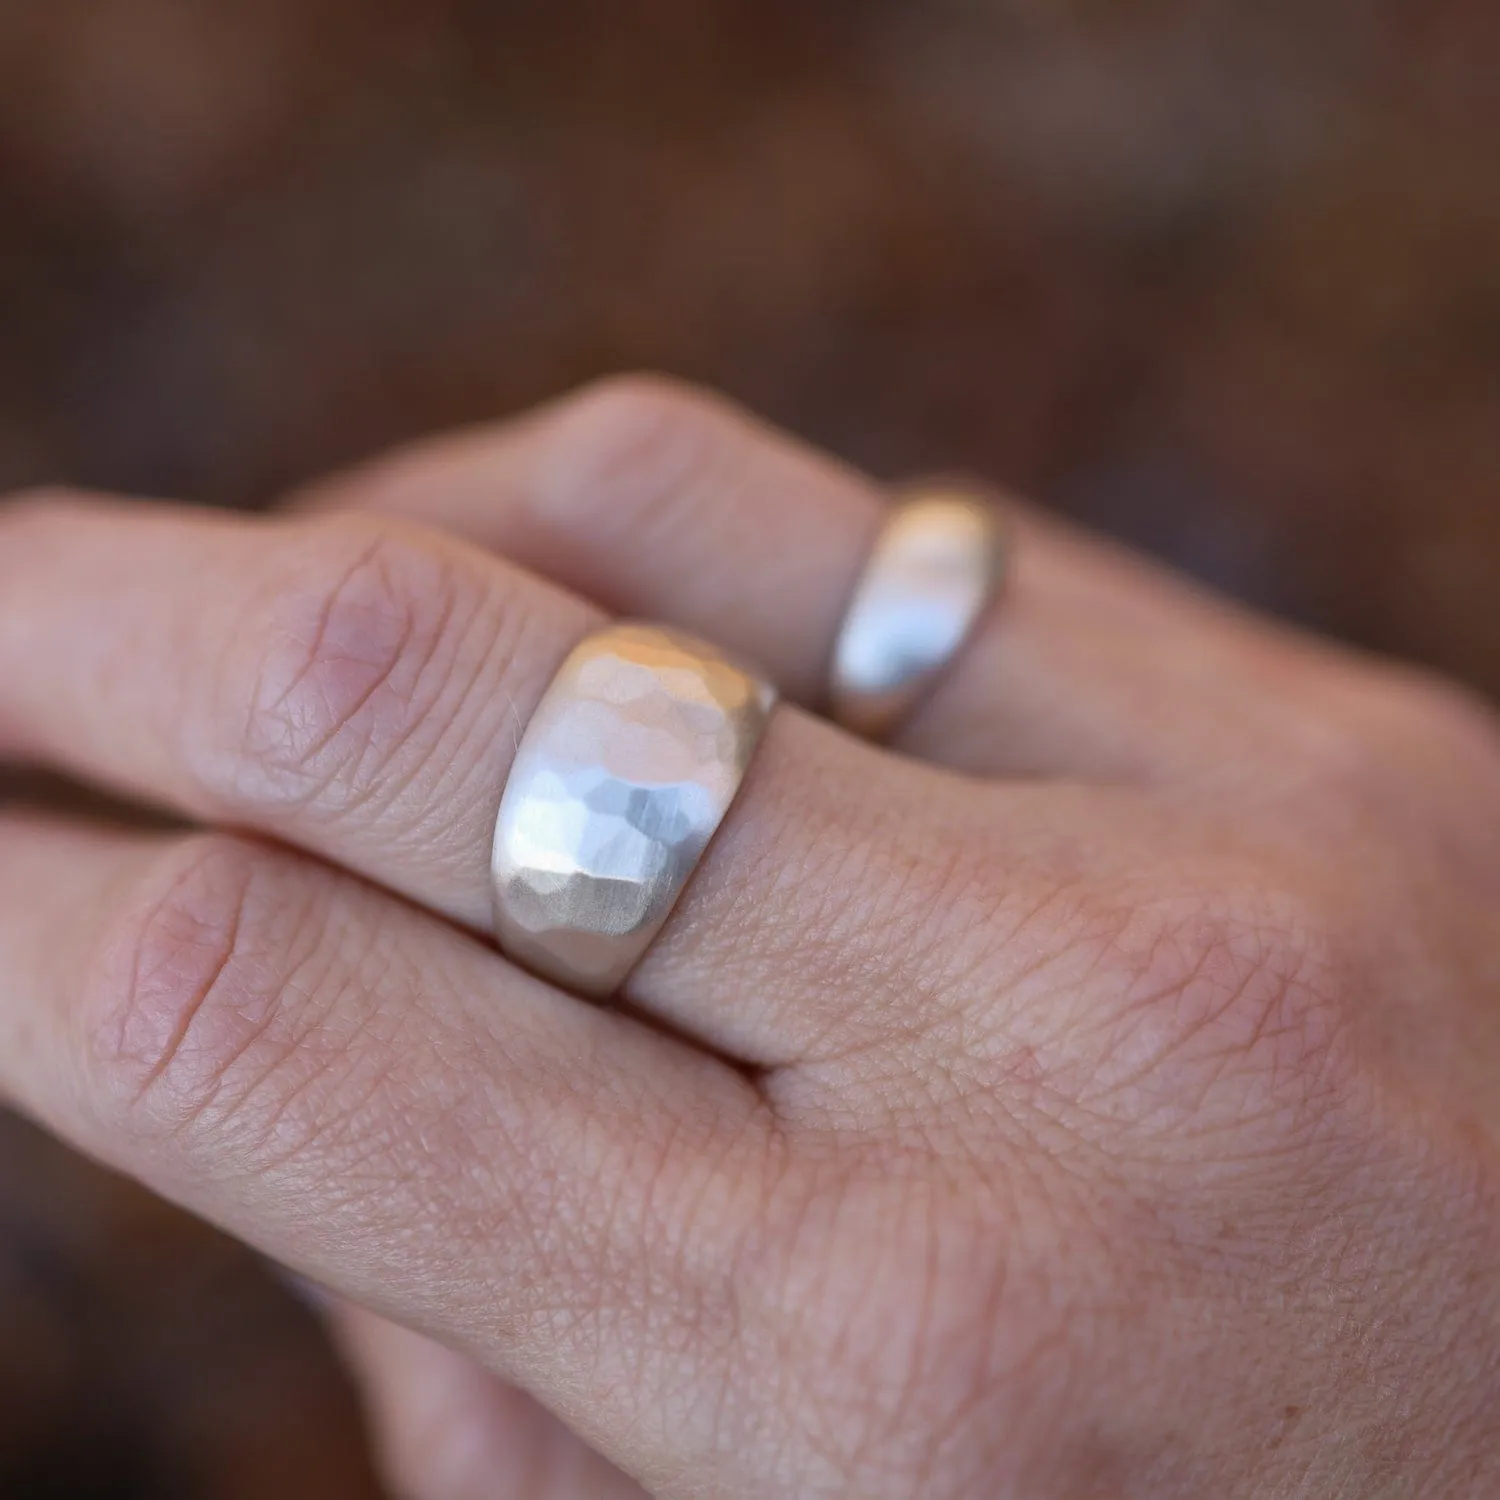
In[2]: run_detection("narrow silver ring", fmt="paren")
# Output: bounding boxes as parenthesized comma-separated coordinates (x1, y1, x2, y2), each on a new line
(491, 623, 777, 998)
(829, 483, 1008, 741)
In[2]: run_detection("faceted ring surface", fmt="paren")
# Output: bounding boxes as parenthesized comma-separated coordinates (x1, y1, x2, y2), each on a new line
(491, 623, 777, 999)
(829, 484, 1008, 741)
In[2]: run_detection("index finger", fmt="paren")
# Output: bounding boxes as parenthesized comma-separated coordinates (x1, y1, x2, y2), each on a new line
(0, 811, 770, 1487)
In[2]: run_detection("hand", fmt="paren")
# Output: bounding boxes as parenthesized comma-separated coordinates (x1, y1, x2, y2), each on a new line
(2, 377, 1498, 1499)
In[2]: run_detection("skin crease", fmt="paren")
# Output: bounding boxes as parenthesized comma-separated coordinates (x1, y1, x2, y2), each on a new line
(0, 379, 1499, 1498)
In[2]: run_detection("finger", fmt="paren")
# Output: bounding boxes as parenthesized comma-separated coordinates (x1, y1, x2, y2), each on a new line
(0, 495, 1013, 1067)
(301, 374, 1330, 782)
(332, 1304, 649, 1500)
(0, 811, 767, 1487)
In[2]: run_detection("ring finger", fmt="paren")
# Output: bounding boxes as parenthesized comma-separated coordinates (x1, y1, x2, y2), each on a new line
(305, 374, 1352, 783)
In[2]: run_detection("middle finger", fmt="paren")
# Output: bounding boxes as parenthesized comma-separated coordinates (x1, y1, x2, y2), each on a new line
(0, 494, 1029, 1068)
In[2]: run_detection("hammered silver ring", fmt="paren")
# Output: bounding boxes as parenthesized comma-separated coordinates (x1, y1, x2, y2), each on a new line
(490, 624, 777, 998)
(829, 483, 1008, 741)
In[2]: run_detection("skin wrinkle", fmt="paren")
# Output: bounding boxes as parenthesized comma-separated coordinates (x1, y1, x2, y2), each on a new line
(459, 1044, 762, 1404)
(94, 839, 406, 1170)
(727, 779, 1075, 1082)
(914, 1213, 1018, 1498)
(253, 533, 398, 764)
(182, 514, 608, 937)
(232, 529, 439, 815)
(232, 963, 405, 1179)
(782, 1201, 884, 1484)
(777, 879, 1118, 1135)
(895, 1186, 950, 1497)
(178, 868, 375, 1164)
(106, 839, 255, 1110)
(1087, 933, 1283, 1126)
(398, 586, 548, 871)
(72, 826, 782, 1481)
(689, 1132, 772, 1473)
(1064, 888, 1354, 1136)
(347, 548, 590, 880)
(177, 882, 360, 1159)
(312, 550, 464, 823)
(204, 518, 592, 928)
(751, 1162, 1018, 1493)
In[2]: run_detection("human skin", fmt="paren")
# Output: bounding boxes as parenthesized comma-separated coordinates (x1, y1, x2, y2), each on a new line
(1, 377, 1499, 1498)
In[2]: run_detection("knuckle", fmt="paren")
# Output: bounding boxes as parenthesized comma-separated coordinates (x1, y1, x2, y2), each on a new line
(212, 518, 474, 819)
(85, 836, 327, 1138)
(1083, 878, 1359, 1135)
(1299, 667, 1500, 804)
(531, 372, 739, 542)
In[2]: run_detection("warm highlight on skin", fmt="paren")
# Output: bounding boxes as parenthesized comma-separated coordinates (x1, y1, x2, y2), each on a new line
(1, 377, 1499, 1498)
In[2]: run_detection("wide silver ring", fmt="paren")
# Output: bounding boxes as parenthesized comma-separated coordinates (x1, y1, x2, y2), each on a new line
(829, 483, 1008, 741)
(491, 623, 777, 998)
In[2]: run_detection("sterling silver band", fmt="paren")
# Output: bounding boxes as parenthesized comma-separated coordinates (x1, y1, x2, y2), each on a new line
(829, 484, 1007, 741)
(491, 624, 777, 998)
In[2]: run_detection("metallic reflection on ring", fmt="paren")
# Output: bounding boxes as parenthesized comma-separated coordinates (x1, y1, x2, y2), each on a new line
(491, 624, 776, 998)
(830, 485, 1008, 741)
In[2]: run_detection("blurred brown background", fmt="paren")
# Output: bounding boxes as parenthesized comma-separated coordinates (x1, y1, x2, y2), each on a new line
(1, 1, 1496, 1495)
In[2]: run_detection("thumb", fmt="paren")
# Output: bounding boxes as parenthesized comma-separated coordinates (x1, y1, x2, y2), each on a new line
(328, 1302, 651, 1500)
